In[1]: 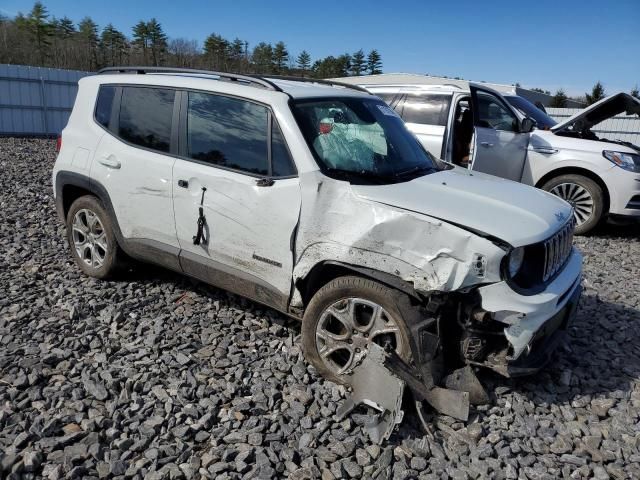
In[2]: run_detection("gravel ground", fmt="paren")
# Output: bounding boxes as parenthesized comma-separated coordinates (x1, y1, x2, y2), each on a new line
(1, 137, 639, 480)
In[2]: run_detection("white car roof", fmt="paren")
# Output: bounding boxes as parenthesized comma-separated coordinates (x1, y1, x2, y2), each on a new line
(364, 84, 465, 94)
(86, 69, 371, 102)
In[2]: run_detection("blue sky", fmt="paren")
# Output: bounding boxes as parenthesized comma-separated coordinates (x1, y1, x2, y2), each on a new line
(2, 0, 639, 96)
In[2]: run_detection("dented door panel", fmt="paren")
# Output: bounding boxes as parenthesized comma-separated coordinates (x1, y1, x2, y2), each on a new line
(173, 161, 301, 301)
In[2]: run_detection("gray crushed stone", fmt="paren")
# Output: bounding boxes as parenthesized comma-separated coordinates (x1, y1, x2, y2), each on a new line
(1, 137, 639, 479)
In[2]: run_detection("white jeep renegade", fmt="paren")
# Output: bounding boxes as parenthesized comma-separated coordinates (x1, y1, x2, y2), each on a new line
(53, 67, 582, 409)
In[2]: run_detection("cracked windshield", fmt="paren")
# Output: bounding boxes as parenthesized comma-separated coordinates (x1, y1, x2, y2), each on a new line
(293, 98, 440, 182)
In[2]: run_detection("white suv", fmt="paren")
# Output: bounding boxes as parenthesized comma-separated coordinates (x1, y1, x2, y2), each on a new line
(53, 68, 582, 415)
(360, 83, 640, 234)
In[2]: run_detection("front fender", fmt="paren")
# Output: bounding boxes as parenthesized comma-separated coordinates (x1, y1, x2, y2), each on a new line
(291, 172, 506, 309)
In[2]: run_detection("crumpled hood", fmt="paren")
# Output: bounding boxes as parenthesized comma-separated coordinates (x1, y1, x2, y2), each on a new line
(552, 92, 640, 133)
(351, 167, 573, 247)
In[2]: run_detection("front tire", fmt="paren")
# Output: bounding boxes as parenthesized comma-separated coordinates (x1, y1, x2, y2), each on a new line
(302, 276, 412, 385)
(66, 195, 123, 279)
(542, 174, 604, 234)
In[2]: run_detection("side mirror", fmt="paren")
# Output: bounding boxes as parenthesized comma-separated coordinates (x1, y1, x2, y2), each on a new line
(520, 117, 536, 133)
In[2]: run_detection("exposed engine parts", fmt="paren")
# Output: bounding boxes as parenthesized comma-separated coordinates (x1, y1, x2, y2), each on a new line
(336, 289, 578, 443)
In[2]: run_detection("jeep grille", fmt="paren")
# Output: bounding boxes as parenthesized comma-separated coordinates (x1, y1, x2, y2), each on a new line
(542, 218, 575, 282)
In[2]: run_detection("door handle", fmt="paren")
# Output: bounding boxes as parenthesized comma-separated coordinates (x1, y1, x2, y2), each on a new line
(178, 179, 189, 188)
(256, 178, 275, 187)
(529, 147, 558, 154)
(98, 154, 121, 169)
(480, 142, 494, 148)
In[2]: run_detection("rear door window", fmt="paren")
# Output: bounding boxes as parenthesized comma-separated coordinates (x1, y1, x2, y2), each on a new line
(186, 92, 269, 176)
(118, 87, 175, 153)
(398, 94, 451, 126)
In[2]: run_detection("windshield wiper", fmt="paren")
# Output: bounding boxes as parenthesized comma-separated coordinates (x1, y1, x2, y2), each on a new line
(394, 165, 437, 179)
(324, 167, 397, 184)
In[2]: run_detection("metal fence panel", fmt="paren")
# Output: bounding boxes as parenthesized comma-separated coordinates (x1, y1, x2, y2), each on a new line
(547, 107, 640, 145)
(0, 64, 89, 136)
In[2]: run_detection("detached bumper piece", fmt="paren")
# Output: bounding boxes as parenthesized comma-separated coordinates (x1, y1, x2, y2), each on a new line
(335, 344, 405, 444)
(337, 318, 489, 443)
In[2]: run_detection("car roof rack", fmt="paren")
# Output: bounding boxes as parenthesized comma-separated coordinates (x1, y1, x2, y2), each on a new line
(259, 75, 372, 94)
(97, 66, 283, 92)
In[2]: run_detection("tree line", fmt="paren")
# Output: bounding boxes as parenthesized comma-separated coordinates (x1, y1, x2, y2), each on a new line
(0, 2, 384, 78)
(546, 82, 640, 108)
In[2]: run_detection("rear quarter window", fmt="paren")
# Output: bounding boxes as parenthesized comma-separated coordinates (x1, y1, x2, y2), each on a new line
(399, 94, 452, 126)
(94, 85, 116, 128)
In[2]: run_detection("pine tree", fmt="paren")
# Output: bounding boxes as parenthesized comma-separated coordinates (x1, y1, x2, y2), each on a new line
(100, 24, 128, 67)
(55, 16, 75, 38)
(631, 86, 639, 100)
(585, 81, 605, 105)
(273, 41, 288, 74)
(23, 2, 52, 64)
(337, 54, 351, 77)
(296, 50, 311, 75)
(350, 49, 365, 76)
(366, 49, 382, 75)
(48, 16, 76, 68)
(132, 20, 149, 64)
(311, 54, 351, 78)
(203, 33, 229, 70)
(229, 38, 246, 71)
(146, 18, 167, 66)
(549, 89, 568, 108)
(77, 17, 99, 70)
(252, 42, 274, 74)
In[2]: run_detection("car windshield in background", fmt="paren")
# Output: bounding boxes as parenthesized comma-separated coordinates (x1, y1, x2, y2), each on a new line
(506, 95, 557, 129)
(291, 97, 440, 184)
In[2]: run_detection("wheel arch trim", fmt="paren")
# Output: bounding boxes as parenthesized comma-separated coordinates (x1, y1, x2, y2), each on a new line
(55, 171, 126, 241)
(294, 260, 425, 311)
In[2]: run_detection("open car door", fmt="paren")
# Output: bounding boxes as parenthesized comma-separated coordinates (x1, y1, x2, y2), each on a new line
(469, 84, 530, 181)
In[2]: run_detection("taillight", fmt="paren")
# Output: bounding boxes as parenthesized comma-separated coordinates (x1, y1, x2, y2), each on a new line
(56, 136, 62, 152)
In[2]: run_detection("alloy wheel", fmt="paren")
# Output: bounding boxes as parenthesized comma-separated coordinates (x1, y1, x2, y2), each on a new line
(72, 209, 107, 269)
(315, 297, 404, 376)
(549, 182, 594, 226)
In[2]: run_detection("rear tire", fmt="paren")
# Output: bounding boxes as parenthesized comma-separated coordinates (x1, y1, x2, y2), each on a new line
(301, 276, 412, 385)
(542, 174, 604, 235)
(66, 195, 123, 279)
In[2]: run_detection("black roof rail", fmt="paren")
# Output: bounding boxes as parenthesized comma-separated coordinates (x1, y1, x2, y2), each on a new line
(258, 75, 371, 94)
(97, 66, 283, 92)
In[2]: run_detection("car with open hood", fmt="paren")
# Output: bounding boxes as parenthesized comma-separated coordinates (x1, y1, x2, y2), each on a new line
(53, 68, 582, 426)
(342, 79, 640, 234)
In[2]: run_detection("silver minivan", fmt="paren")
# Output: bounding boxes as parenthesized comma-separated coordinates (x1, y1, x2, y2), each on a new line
(358, 83, 640, 234)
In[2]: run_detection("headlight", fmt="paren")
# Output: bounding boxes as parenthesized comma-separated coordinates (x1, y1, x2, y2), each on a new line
(508, 247, 525, 277)
(603, 150, 640, 173)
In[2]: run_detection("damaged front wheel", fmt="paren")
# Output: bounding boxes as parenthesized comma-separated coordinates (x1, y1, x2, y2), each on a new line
(302, 276, 411, 384)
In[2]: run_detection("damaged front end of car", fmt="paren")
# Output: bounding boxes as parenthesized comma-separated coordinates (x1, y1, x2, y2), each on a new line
(291, 172, 582, 442)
